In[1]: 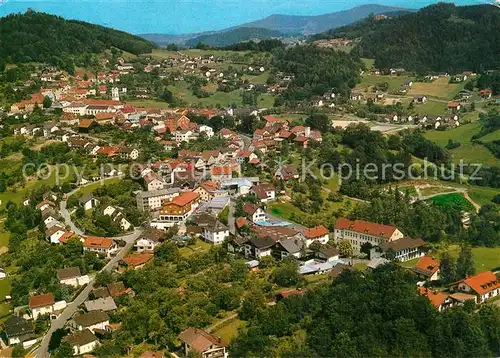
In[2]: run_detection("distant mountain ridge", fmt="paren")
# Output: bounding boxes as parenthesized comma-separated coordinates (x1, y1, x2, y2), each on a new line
(140, 4, 413, 47)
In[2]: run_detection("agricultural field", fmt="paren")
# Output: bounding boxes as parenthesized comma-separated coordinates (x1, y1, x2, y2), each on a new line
(356, 74, 412, 92)
(423, 122, 500, 167)
(411, 100, 448, 116)
(408, 77, 467, 100)
(430, 193, 474, 211)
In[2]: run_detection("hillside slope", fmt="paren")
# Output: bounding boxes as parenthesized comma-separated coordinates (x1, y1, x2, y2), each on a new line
(185, 27, 283, 47)
(0, 11, 155, 65)
(316, 3, 500, 73)
(234, 4, 409, 35)
(140, 4, 410, 47)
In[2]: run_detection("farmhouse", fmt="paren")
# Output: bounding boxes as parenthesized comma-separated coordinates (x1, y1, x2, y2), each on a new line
(455, 271, 500, 303)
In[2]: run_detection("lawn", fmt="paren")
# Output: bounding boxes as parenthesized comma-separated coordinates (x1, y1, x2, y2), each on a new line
(400, 257, 420, 268)
(356, 74, 412, 92)
(0, 278, 11, 301)
(468, 186, 500, 206)
(258, 93, 275, 108)
(71, 178, 121, 198)
(443, 246, 500, 273)
(242, 71, 269, 84)
(430, 193, 474, 211)
(481, 129, 500, 143)
(168, 81, 245, 107)
(269, 201, 302, 219)
(412, 100, 447, 116)
(212, 319, 245, 345)
(179, 239, 211, 258)
(361, 58, 375, 69)
(423, 122, 500, 167)
(126, 99, 171, 108)
(408, 77, 466, 100)
(0, 223, 10, 248)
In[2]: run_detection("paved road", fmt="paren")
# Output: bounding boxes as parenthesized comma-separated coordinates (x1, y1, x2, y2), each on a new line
(228, 199, 236, 235)
(34, 229, 142, 358)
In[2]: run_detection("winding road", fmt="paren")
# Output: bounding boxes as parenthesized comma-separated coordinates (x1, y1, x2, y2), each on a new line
(34, 178, 143, 358)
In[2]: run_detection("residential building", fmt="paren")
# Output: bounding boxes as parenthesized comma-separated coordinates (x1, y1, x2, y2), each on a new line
(203, 221, 230, 245)
(274, 238, 304, 259)
(83, 237, 118, 258)
(455, 271, 500, 303)
(63, 329, 99, 356)
(274, 164, 299, 181)
(152, 191, 200, 230)
(71, 310, 110, 333)
(136, 188, 181, 211)
(144, 173, 165, 191)
(250, 184, 276, 202)
(57, 267, 90, 287)
(135, 229, 165, 252)
(243, 203, 266, 223)
(29, 293, 55, 320)
(371, 237, 426, 262)
(179, 327, 226, 358)
(418, 287, 453, 312)
(413, 256, 440, 281)
(84, 297, 117, 312)
(301, 225, 329, 247)
(334, 218, 404, 252)
(120, 253, 154, 270)
(3, 316, 35, 346)
(245, 236, 275, 259)
(79, 194, 100, 211)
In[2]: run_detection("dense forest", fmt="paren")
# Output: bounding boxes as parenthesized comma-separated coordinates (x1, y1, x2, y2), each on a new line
(0, 11, 155, 70)
(314, 3, 500, 73)
(272, 45, 362, 104)
(186, 27, 283, 47)
(230, 264, 500, 357)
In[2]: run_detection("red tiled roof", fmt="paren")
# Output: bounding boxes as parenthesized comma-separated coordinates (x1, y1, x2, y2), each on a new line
(236, 217, 249, 228)
(211, 166, 232, 176)
(418, 287, 448, 308)
(459, 271, 500, 295)
(29, 293, 55, 309)
(122, 254, 153, 267)
(36, 199, 55, 209)
(334, 218, 399, 240)
(414, 256, 440, 276)
(83, 236, 114, 249)
(302, 225, 329, 239)
(448, 102, 460, 108)
(79, 119, 96, 128)
(170, 191, 199, 207)
(179, 327, 223, 353)
(59, 231, 76, 244)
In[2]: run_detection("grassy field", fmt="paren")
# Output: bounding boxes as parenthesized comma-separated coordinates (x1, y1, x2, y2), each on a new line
(468, 186, 500, 206)
(179, 239, 211, 258)
(126, 99, 171, 108)
(423, 122, 500, 167)
(361, 58, 375, 69)
(408, 77, 466, 100)
(212, 319, 244, 345)
(0, 223, 10, 248)
(481, 129, 500, 143)
(412, 100, 448, 116)
(444, 246, 500, 273)
(242, 71, 269, 84)
(356, 74, 412, 92)
(0, 278, 11, 301)
(430, 193, 474, 211)
(168, 81, 245, 107)
(71, 178, 121, 198)
(419, 186, 456, 197)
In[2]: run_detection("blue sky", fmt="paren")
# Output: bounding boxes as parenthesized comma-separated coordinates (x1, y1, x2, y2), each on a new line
(0, 0, 481, 34)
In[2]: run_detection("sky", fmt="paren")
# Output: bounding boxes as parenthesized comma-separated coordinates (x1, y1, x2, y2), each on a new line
(0, 0, 481, 34)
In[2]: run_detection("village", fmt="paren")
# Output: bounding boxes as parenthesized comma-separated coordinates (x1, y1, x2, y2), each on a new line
(0, 46, 499, 357)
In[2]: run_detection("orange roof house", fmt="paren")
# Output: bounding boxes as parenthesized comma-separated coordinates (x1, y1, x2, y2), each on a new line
(456, 271, 500, 302)
(418, 287, 451, 311)
(159, 191, 200, 217)
(334, 218, 400, 240)
(121, 253, 153, 269)
(414, 256, 440, 280)
(29, 293, 55, 309)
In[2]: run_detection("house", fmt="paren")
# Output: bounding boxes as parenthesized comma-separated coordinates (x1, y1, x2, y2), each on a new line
(29, 293, 55, 320)
(45, 225, 67, 244)
(250, 184, 276, 203)
(455, 271, 500, 303)
(367, 257, 390, 270)
(418, 287, 453, 312)
(79, 194, 100, 211)
(63, 329, 100, 356)
(301, 225, 329, 247)
(479, 89, 492, 99)
(413, 256, 440, 281)
(371, 237, 426, 262)
(84, 297, 117, 312)
(447, 102, 461, 111)
(71, 310, 110, 333)
(274, 164, 299, 181)
(334, 218, 404, 252)
(274, 238, 304, 259)
(119, 147, 139, 160)
(328, 263, 355, 279)
(120, 253, 154, 270)
(83, 237, 118, 258)
(179, 327, 226, 358)
(36, 199, 56, 212)
(242, 203, 266, 223)
(3, 316, 35, 346)
(57, 267, 90, 287)
(135, 229, 165, 252)
(153, 191, 200, 230)
(203, 221, 230, 245)
(103, 206, 132, 231)
(144, 173, 165, 191)
(107, 282, 135, 298)
(316, 247, 340, 262)
(298, 260, 337, 275)
(245, 236, 275, 259)
(136, 188, 181, 211)
(414, 95, 428, 103)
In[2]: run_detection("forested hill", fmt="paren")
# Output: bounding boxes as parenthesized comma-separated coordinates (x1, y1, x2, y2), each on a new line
(314, 3, 500, 74)
(0, 12, 155, 65)
(185, 27, 283, 47)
